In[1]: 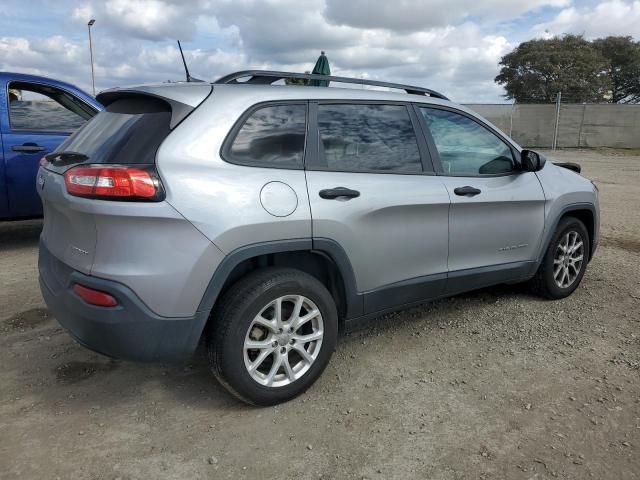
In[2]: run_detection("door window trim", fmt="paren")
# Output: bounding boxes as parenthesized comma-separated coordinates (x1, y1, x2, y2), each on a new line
(306, 100, 436, 176)
(6, 80, 97, 135)
(220, 100, 309, 171)
(412, 103, 522, 178)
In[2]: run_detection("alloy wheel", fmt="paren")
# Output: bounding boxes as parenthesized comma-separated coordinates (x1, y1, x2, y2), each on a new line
(243, 295, 324, 387)
(553, 230, 584, 288)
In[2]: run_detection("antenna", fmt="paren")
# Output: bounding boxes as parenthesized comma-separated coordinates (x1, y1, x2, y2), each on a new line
(177, 40, 203, 82)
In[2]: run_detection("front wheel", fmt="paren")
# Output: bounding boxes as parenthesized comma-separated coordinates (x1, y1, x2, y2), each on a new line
(207, 268, 338, 406)
(531, 216, 590, 299)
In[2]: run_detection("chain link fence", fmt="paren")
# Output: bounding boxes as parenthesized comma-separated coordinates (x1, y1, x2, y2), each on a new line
(464, 98, 640, 149)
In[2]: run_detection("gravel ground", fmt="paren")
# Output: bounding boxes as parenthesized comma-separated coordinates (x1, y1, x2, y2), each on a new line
(1, 149, 638, 480)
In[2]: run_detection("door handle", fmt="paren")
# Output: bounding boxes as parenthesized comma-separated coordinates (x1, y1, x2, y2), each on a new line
(12, 144, 45, 153)
(319, 187, 360, 200)
(454, 186, 481, 196)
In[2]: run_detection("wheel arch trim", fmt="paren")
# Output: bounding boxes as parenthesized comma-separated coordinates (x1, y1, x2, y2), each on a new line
(188, 238, 362, 353)
(537, 202, 597, 263)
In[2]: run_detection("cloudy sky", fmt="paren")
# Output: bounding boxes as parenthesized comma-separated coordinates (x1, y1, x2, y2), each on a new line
(1, 0, 639, 102)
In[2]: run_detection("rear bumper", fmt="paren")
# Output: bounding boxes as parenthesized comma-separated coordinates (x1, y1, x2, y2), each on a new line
(38, 243, 204, 362)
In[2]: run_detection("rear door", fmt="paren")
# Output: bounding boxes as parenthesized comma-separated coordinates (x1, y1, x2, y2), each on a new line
(306, 102, 450, 315)
(3, 81, 96, 217)
(416, 106, 545, 292)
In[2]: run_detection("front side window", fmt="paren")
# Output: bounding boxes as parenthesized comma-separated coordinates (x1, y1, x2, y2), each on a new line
(228, 104, 307, 168)
(420, 107, 514, 176)
(317, 104, 422, 173)
(8, 82, 95, 132)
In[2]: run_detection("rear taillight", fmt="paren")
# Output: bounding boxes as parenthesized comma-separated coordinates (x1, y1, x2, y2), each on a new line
(73, 284, 118, 307)
(64, 165, 163, 201)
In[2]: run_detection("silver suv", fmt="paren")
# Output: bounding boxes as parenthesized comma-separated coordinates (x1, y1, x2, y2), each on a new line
(38, 71, 599, 405)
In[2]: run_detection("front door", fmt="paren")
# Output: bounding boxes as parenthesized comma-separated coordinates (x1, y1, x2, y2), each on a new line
(3, 81, 95, 217)
(306, 102, 451, 315)
(417, 106, 546, 293)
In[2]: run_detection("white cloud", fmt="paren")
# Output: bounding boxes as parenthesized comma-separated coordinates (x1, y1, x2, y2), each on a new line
(0, 36, 85, 77)
(325, 0, 570, 32)
(2, 0, 637, 102)
(72, 0, 204, 40)
(533, 0, 640, 38)
(0, 35, 244, 93)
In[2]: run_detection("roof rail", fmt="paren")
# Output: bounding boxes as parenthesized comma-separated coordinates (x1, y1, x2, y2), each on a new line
(214, 70, 449, 100)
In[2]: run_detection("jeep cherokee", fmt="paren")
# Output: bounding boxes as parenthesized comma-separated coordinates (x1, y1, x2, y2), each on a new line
(37, 71, 599, 405)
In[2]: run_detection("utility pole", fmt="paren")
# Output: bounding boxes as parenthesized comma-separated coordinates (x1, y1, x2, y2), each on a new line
(552, 91, 562, 150)
(509, 98, 515, 138)
(87, 19, 96, 96)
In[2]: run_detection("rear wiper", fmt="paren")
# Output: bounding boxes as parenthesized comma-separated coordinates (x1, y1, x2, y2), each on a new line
(45, 151, 89, 166)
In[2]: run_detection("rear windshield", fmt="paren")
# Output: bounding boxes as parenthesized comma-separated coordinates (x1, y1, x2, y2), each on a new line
(53, 97, 171, 164)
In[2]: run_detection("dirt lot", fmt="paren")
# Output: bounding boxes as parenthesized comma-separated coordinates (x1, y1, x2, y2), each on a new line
(1, 149, 638, 480)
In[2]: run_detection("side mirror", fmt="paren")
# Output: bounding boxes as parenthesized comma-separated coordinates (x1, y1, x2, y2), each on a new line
(520, 149, 546, 172)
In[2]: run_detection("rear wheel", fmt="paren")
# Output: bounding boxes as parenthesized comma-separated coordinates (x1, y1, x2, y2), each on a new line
(531, 216, 590, 299)
(207, 268, 338, 406)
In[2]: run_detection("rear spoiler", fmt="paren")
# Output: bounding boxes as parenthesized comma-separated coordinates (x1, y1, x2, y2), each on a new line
(97, 84, 212, 129)
(553, 162, 581, 174)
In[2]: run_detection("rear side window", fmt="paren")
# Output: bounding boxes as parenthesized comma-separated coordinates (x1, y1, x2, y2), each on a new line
(54, 97, 171, 165)
(317, 104, 422, 173)
(227, 104, 307, 168)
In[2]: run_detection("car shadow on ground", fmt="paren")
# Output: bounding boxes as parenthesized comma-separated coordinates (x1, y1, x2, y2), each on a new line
(342, 281, 539, 339)
(0, 218, 42, 251)
(19, 332, 249, 411)
(13, 281, 541, 412)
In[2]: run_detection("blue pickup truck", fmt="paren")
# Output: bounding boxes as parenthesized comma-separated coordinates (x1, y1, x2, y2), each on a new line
(0, 72, 101, 219)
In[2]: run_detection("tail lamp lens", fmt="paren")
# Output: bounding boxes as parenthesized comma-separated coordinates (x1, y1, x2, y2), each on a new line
(64, 166, 161, 200)
(73, 284, 118, 307)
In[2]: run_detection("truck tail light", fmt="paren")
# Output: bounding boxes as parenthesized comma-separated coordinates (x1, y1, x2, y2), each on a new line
(64, 165, 164, 201)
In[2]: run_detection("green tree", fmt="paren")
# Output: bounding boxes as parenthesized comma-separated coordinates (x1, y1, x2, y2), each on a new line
(495, 35, 610, 103)
(593, 36, 640, 103)
(285, 71, 310, 86)
(284, 77, 309, 86)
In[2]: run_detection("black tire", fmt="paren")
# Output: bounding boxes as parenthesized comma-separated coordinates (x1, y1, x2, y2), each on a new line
(530, 216, 590, 299)
(207, 267, 338, 406)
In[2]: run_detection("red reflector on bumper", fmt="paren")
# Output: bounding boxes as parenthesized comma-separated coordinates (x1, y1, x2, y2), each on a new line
(73, 284, 118, 307)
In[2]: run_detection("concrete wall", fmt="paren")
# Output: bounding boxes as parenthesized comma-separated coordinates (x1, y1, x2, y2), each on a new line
(464, 103, 640, 148)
